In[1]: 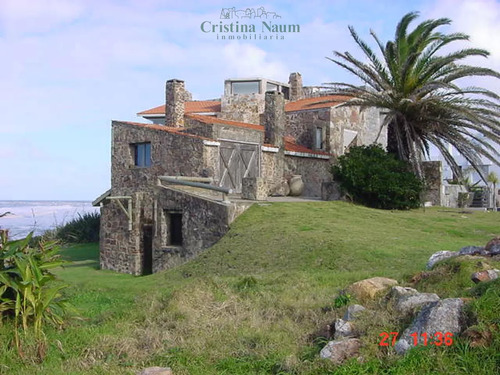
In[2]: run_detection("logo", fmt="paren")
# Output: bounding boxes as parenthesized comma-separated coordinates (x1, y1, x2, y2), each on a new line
(201, 7, 300, 41)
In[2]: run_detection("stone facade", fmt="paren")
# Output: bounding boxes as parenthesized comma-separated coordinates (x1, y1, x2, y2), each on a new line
(97, 72, 390, 275)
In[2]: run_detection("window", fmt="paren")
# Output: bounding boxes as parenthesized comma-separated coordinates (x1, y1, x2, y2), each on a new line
(134, 142, 151, 167)
(281, 86, 290, 99)
(164, 211, 183, 246)
(231, 81, 260, 94)
(315, 127, 323, 150)
(266, 82, 278, 92)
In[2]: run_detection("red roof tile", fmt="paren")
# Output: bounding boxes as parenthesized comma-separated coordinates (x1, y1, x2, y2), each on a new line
(284, 136, 330, 156)
(285, 95, 350, 112)
(186, 114, 264, 131)
(138, 101, 221, 116)
(114, 121, 216, 141)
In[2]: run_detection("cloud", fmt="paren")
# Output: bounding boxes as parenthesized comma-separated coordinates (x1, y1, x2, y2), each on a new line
(222, 43, 289, 79)
(0, 0, 84, 35)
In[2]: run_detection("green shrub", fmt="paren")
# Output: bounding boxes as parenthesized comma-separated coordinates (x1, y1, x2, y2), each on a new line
(0, 232, 71, 358)
(332, 144, 423, 210)
(55, 212, 100, 243)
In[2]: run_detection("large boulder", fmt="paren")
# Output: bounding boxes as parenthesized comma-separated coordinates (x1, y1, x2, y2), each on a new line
(389, 286, 419, 300)
(343, 304, 366, 321)
(320, 338, 362, 364)
(485, 237, 500, 255)
(394, 292, 440, 315)
(348, 277, 398, 300)
(395, 298, 464, 355)
(426, 251, 459, 269)
(458, 246, 487, 256)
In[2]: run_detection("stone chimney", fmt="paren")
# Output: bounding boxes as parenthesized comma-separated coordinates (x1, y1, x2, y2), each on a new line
(288, 72, 303, 101)
(264, 91, 285, 148)
(165, 79, 186, 127)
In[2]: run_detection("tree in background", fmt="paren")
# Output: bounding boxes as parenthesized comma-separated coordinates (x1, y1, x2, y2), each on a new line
(487, 171, 499, 210)
(327, 12, 500, 181)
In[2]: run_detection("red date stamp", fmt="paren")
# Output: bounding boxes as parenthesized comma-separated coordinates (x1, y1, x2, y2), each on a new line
(379, 332, 454, 346)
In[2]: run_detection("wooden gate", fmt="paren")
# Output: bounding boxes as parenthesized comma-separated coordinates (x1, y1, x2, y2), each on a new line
(219, 141, 259, 193)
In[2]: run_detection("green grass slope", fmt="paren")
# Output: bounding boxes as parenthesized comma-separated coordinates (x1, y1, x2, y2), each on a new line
(0, 202, 498, 375)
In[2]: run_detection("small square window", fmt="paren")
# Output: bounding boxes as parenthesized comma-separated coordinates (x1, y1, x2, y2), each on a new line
(134, 143, 151, 167)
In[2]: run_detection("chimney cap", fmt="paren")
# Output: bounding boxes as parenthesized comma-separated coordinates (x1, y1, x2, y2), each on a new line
(167, 78, 184, 83)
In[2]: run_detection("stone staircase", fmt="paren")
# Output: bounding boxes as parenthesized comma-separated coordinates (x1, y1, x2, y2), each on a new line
(469, 187, 489, 208)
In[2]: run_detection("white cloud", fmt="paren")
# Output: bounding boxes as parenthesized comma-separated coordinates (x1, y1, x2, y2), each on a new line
(0, 0, 84, 35)
(222, 42, 289, 79)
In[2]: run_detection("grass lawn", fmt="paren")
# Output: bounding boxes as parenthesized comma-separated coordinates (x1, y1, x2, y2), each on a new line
(0, 202, 499, 374)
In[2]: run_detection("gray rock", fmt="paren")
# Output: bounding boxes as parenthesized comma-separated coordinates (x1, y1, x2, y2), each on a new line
(459, 246, 487, 256)
(334, 319, 354, 339)
(426, 251, 459, 269)
(471, 269, 499, 284)
(395, 298, 464, 355)
(320, 338, 362, 364)
(138, 367, 173, 375)
(343, 304, 366, 321)
(389, 286, 419, 300)
(395, 293, 440, 315)
(489, 244, 500, 256)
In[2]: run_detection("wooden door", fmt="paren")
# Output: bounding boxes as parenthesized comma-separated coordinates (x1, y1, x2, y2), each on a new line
(219, 141, 259, 193)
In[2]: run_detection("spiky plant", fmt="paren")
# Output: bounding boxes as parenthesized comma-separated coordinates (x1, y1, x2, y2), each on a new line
(326, 11, 500, 180)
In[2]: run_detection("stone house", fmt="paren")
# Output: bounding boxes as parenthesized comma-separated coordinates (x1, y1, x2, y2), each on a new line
(93, 73, 386, 275)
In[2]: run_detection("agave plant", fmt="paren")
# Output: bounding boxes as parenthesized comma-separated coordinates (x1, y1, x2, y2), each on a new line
(327, 11, 500, 181)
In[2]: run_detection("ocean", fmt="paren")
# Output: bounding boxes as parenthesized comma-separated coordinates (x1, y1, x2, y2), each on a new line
(0, 201, 100, 240)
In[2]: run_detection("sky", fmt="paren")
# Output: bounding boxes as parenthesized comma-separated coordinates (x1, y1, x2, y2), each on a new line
(0, 0, 499, 200)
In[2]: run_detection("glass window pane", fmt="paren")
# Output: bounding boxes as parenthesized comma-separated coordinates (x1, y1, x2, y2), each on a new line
(316, 128, 323, 149)
(145, 143, 151, 167)
(231, 81, 260, 94)
(266, 82, 278, 92)
(136, 144, 144, 166)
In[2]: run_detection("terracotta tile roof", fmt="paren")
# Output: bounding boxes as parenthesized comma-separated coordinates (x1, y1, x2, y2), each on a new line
(186, 114, 264, 131)
(285, 95, 350, 112)
(284, 138, 331, 156)
(114, 120, 216, 141)
(138, 101, 221, 116)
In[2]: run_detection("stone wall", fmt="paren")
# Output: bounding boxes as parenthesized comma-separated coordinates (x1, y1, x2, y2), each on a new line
(220, 93, 264, 124)
(111, 121, 209, 191)
(284, 155, 332, 197)
(422, 161, 443, 206)
(152, 187, 243, 272)
(287, 108, 331, 151)
(99, 186, 252, 275)
(100, 191, 150, 275)
(329, 106, 385, 156)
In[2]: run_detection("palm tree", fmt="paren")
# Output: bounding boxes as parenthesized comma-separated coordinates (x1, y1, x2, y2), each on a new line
(487, 171, 498, 210)
(326, 11, 500, 181)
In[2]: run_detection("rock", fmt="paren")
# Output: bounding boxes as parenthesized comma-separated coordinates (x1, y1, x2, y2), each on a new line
(485, 237, 500, 254)
(394, 293, 440, 315)
(426, 251, 459, 269)
(320, 338, 362, 364)
(137, 367, 173, 375)
(471, 269, 499, 284)
(348, 277, 398, 300)
(343, 304, 366, 321)
(389, 286, 419, 300)
(333, 319, 354, 339)
(459, 246, 487, 256)
(394, 298, 464, 355)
